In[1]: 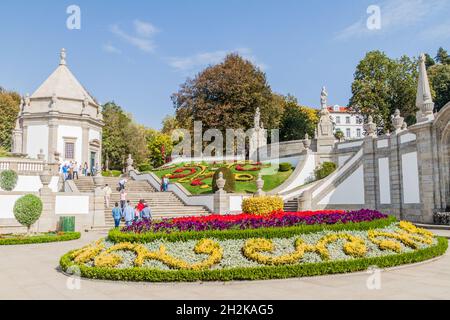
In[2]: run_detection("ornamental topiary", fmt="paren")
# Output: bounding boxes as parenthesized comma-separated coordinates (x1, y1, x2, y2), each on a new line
(0, 169, 18, 191)
(242, 196, 284, 216)
(13, 194, 43, 235)
(212, 167, 235, 193)
(279, 162, 292, 172)
(314, 162, 337, 180)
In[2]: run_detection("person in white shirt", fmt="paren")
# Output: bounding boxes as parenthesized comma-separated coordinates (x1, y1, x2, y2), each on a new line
(102, 184, 112, 208)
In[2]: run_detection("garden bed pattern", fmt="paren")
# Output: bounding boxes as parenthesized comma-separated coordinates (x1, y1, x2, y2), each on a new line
(60, 211, 447, 282)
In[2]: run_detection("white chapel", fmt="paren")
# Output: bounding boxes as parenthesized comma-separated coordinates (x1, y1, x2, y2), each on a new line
(11, 49, 104, 168)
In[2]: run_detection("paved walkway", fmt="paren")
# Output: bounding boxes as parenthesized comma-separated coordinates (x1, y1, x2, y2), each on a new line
(0, 231, 449, 300)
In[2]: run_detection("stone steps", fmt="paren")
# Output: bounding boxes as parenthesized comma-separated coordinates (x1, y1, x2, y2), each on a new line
(73, 176, 211, 229)
(284, 199, 298, 212)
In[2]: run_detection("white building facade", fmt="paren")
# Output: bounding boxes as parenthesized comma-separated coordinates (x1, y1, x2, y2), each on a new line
(11, 49, 104, 168)
(327, 105, 364, 140)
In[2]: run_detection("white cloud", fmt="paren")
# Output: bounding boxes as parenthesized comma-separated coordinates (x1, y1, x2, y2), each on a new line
(335, 0, 448, 40)
(167, 48, 267, 73)
(110, 22, 158, 53)
(133, 20, 159, 37)
(103, 43, 122, 55)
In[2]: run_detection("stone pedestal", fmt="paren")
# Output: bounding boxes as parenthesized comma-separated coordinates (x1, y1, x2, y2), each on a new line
(298, 189, 312, 211)
(214, 190, 229, 215)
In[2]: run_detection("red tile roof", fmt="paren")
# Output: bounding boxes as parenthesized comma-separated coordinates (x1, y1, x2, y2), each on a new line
(327, 106, 349, 113)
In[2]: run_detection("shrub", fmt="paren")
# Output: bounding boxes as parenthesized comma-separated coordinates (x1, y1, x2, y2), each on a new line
(314, 162, 337, 180)
(102, 170, 122, 177)
(0, 232, 80, 245)
(0, 169, 18, 191)
(212, 167, 235, 193)
(13, 194, 43, 234)
(138, 163, 152, 172)
(335, 129, 344, 140)
(279, 162, 292, 172)
(242, 196, 284, 216)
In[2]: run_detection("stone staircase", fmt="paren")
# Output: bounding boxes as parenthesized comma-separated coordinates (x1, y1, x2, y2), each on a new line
(73, 176, 211, 228)
(283, 199, 298, 212)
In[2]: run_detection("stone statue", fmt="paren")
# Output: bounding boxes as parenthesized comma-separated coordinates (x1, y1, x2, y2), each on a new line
(126, 154, 134, 173)
(51, 93, 58, 109)
(391, 109, 404, 133)
(24, 93, 30, 107)
(364, 115, 377, 137)
(60, 48, 67, 65)
(254, 107, 261, 129)
(320, 86, 328, 109)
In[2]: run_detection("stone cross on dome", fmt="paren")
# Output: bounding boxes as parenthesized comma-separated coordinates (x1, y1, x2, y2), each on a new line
(60, 48, 67, 66)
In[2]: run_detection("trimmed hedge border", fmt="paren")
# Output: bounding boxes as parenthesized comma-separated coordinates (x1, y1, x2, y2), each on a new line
(59, 236, 448, 282)
(0, 232, 81, 245)
(108, 216, 397, 243)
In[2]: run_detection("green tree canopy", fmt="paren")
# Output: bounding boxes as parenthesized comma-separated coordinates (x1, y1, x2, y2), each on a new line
(349, 51, 418, 132)
(172, 53, 284, 133)
(435, 47, 450, 65)
(102, 102, 148, 170)
(428, 64, 450, 111)
(279, 95, 318, 142)
(0, 89, 20, 151)
(146, 129, 173, 168)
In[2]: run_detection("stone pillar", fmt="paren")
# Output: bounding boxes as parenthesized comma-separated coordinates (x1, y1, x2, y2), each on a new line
(362, 136, 377, 210)
(298, 189, 312, 211)
(409, 122, 436, 223)
(37, 165, 56, 232)
(22, 125, 28, 156)
(389, 133, 403, 220)
(92, 174, 106, 228)
(82, 125, 89, 166)
(214, 173, 229, 214)
(48, 120, 58, 163)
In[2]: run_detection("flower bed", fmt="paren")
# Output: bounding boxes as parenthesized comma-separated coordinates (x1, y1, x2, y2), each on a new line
(121, 209, 387, 235)
(61, 221, 447, 282)
(0, 231, 81, 245)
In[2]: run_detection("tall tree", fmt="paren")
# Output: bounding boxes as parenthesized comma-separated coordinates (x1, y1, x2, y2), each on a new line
(279, 95, 318, 142)
(101, 102, 148, 170)
(172, 53, 284, 133)
(0, 89, 20, 151)
(349, 51, 418, 131)
(161, 115, 179, 135)
(146, 129, 173, 168)
(428, 63, 450, 112)
(435, 47, 450, 65)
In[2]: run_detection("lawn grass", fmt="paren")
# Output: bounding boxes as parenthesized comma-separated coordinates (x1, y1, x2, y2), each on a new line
(152, 162, 293, 195)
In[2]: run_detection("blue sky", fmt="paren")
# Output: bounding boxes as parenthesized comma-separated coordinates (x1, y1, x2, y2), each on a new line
(1, 0, 449, 129)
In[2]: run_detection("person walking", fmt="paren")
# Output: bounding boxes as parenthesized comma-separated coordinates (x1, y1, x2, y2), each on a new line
(68, 162, 74, 180)
(141, 203, 152, 220)
(103, 184, 112, 208)
(62, 163, 69, 181)
(162, 176, 170, 192)
(73, 161, 79, 180)
(118, 177, 127, 191)
(119, 189, 127, 210)
(83, 162, 88, 176)
(123, 201, 135, 227)
(112, 202, 122, 228)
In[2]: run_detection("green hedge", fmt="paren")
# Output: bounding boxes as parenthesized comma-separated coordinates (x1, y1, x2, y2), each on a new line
(0, 232, 81, 245)
(314, 162, 337, 180)
(108, 216, 397, 243)
(59, 236, 448, 282)
(102, 170, 122, 177)
(278, 162, 292, 172)
(0, 169, 18, 191)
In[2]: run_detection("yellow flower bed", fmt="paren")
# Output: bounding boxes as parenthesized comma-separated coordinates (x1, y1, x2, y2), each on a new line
(73, 239, 224, 271)
(67, 221, 438, 271)
(242, 196, 284, 216)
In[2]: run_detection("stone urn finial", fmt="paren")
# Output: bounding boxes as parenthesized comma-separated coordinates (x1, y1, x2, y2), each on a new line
(364, 115, 377, 137)
(39, 162, 52, 192)
(216, 172, 226, 191)
(37, 149, 45, 161)
(126, 154, 135, 173)
(391, 109, 404, 133)
(255, 173, 265, 197)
